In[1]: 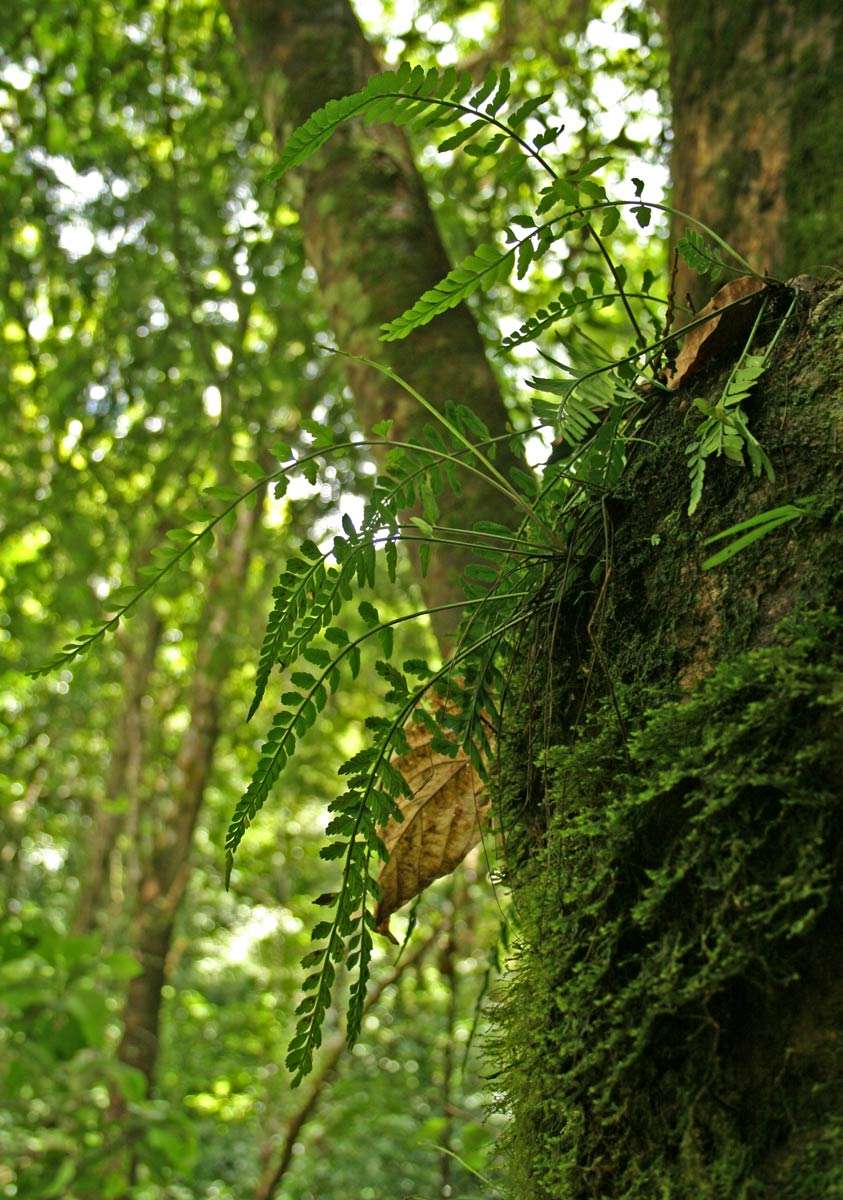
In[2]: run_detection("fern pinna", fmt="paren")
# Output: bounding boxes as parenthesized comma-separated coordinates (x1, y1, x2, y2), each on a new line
(34, 61, 797, 1084)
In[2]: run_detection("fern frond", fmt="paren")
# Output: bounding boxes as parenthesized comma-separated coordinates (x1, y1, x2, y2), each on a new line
(267, 63, 538, 186)
(28, 474, 270, 678)
(686, 442, 706, 516)
(501, 288, 668, 351)
(702, 503, 808, 569)
(245, 433, 480, 724)
(380, 242, 515, 340)
(676, 228, 727, 282)
(721, 352, 766, 407)
(248, 543, 332, 721)
(284, 599, 545, 1085)
(684, 297, 794, 514)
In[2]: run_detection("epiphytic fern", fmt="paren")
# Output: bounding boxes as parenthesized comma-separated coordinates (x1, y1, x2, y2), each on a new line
(686, 297, 795, 515)
(33, 58, 798, 1091)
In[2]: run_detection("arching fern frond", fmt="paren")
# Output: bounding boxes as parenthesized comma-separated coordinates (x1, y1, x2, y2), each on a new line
(267, 64, 541, 185)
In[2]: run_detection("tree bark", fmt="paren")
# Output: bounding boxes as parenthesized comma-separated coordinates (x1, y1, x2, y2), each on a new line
(223, 0, 522, 642)
(116, 501, 261, 1088)
(666, 0, 843, 308)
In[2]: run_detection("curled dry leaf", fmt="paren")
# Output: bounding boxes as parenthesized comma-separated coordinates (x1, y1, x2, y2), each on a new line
(667, 276, 767, 391)
(374, 716, 489, 938)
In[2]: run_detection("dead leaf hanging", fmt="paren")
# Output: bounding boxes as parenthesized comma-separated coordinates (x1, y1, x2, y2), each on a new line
(374, 716, 489, 937)
(667, 275, 767, 391)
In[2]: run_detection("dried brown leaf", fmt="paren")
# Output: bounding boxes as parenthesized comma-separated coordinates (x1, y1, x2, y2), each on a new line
(374, 718, 488, 937)
(667, 276, 767, 391)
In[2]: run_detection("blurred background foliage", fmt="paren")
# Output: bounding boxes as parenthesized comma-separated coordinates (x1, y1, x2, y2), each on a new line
(1, 0, 666, 1196)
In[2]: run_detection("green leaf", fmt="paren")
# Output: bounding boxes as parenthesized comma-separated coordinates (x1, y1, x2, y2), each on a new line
(438, 119, 486, 153)
(358, 600, 379, 627)
(600, 207, 621, 236)
(570, 155, 611, 178)
(203, 484, 241, 501)
(677, 229, 723, 280)
(702, 510, 802, 569)
(411, 516, 434, 537)
(237, 459, 266, 480)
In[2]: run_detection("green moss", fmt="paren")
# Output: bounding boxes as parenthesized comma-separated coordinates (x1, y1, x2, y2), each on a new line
(493, 615, 843, 1199)
(489, 272, 841, 1200)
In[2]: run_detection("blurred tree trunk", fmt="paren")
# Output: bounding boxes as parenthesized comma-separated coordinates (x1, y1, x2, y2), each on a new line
(437, 888, 459, 1199)
(72, 614, 162, 936)
(116, 499, 261, 1090)
(665, 0, 842, 307)
(223, 0, 521, 642)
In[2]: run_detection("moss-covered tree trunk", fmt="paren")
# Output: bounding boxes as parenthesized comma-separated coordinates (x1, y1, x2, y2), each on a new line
(223, 0, 520, 641)
(665, 0, 842, 308)
(494, 282, 842, 1197)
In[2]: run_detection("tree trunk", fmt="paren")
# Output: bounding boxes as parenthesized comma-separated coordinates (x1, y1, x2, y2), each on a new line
(666, 0, 843, 308)
(72, 614, 163, 936)
(223, 0, 521, 641)
(493, 280, 842, 1197)
(116, 501, 261, 1088)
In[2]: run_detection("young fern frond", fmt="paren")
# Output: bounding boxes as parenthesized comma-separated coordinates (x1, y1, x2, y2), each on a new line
(685, 297, 795, 514)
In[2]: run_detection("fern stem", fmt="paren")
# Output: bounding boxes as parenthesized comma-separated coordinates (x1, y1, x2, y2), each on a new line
(552, 290, 772, 403)
(332, 348, 565, 549)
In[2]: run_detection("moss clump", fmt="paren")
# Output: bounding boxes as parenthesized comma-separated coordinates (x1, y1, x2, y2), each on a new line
(493, 615, 843, 1199)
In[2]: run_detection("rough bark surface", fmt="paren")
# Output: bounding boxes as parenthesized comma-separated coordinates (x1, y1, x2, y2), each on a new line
(223, 0, 521, 640)
(666, 0, 842, 308)
(493, 281, 842, 1198)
